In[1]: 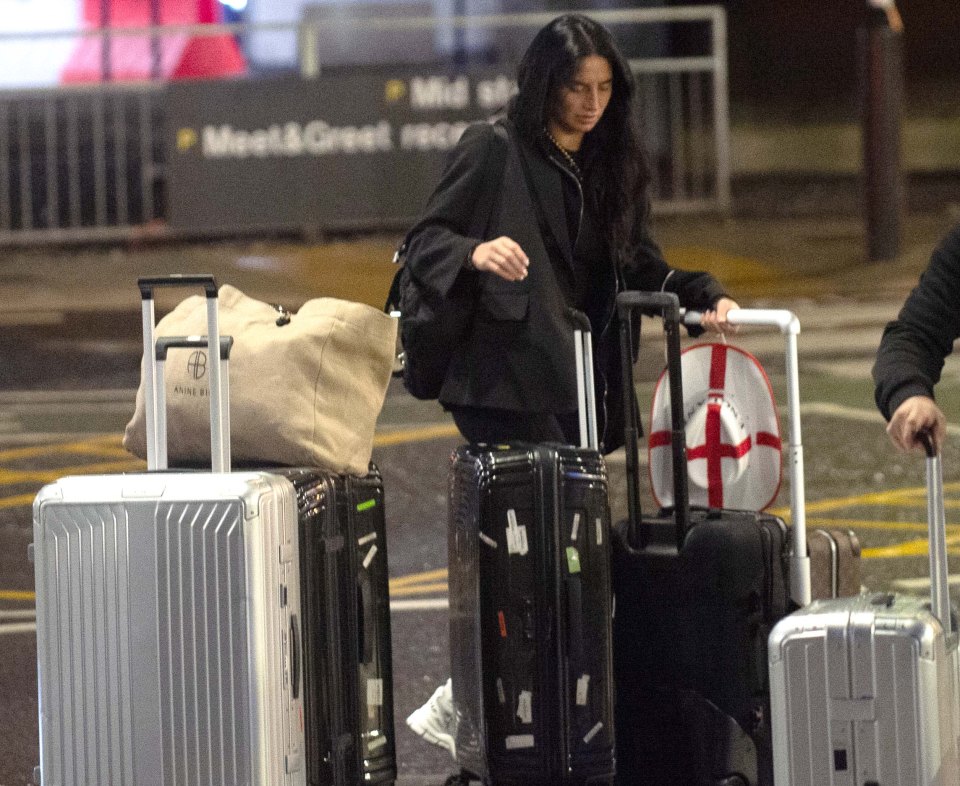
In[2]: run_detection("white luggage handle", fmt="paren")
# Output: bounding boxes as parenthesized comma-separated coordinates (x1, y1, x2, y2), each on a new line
(921, 432, 952, 635)
(682, 307, 810, 606)
(572, 309, 599, 451)
(574, 328, 599, 451)
(138, 275, 230, 473)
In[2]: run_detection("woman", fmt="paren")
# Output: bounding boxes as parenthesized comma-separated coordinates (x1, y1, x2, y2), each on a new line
(402, 13, 738, 454)
(404, 13, 738, 754)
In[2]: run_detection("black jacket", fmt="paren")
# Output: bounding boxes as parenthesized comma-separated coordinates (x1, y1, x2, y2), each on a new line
(873, 223, 960, 419)
(405, 118, 726, 451)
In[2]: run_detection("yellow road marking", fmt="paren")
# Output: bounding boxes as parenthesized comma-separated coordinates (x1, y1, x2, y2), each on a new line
(0, 590, 35, 602)
(389, 583, 449, 597)
(389, 568, 449, 598)
(806, 517, 948, 534)
(0, 459, 143, 486)
(765, 513, 952, 534)
(770, 483, 960, 518)
(0, 494, 38, 510)
(390, 568, 448, 587)
(864, 533, 960, 559)
(0, 435, 127, 463)
(374, 424, 460, 446)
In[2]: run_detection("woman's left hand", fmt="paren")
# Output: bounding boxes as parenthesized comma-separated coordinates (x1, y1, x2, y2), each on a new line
(699, 297, 740, 334)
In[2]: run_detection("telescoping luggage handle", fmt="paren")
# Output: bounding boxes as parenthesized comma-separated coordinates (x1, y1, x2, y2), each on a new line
(616, 292, 811, 606)
(572, 310, 599, 451)
(921, 431, 952, 636)
(138, 275, 230, 472)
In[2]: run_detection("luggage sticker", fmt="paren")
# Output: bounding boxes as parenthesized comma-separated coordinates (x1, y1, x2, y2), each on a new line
(357, 531, 377, 546)
(517, 691, 533, 724)
(505, 509, 528, 555)
(362, 544, 379, 569)
(566, 547, 581, 574)
(583, 722, 603, 744)
(595, 517, 603, 546)
(498, 611, 508, 638)
(357, 498, 377, 512)
(479, 531, 498, 549)
(367, 678, 384, 706)
(496, 678, 506, 704)
(505, 735, 535, 750)
(576, 674, 590, 706)
(571, 513, 581, 542)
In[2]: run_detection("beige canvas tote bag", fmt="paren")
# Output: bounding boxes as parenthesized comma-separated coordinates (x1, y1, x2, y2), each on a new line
(124, 284, 397, 475)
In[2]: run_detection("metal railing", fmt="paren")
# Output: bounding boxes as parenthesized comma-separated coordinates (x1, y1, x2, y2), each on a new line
(297, 7, 731, 214)
(0, 84, 164, 244)
(0, 6, 729, 245)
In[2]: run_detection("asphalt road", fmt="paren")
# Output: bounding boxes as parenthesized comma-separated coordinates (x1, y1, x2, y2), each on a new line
(2, 298, 960, 786)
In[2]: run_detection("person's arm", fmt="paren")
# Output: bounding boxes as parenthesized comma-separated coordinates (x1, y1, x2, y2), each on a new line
(872, 224, 960, 450)
(622, 209, 735, 333)
(403, 123, 524, 297)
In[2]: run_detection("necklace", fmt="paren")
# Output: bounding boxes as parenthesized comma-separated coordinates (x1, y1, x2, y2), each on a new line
(544, 128, 582, 181)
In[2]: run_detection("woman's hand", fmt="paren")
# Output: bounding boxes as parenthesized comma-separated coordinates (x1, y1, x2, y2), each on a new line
(471, 236, 529, 281)
(699, 297, 740, 334)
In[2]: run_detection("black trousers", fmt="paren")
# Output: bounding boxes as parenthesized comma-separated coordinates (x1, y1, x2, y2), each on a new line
(446, 405, 581, 446)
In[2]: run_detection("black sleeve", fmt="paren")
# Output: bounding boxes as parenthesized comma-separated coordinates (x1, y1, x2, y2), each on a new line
(621, 205, 727, 335)
(872, 223, 960, 420)
(402, 122, 505, 299)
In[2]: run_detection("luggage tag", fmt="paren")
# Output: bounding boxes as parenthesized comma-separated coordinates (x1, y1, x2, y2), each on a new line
(359, 531, 379, 568)
(516, 690, 533, 724)
(576, 674, 590, 706)
(367, 678, 384, 707)
(506, 735, 535, 750)
(480, 531, 498, 549)
(583, 721, 604, 744)
(573, 512, 605, 546)
(506, 509, 528, 556)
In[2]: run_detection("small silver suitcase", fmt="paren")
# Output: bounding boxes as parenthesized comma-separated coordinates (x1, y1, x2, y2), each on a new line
(769, 433, 960, 785)
(32, 275, 307, 786)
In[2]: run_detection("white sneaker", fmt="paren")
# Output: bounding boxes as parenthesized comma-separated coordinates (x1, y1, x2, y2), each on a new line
(406, 678, 457, 758)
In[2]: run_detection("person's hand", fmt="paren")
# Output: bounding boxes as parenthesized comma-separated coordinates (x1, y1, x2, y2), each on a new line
(887, 395, 946, 453)
(699, 297, 740, 334)
(471, 237, 529, 282)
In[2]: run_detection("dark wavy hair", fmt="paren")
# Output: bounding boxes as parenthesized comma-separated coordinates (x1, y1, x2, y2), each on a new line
(507, 14, 650, 262)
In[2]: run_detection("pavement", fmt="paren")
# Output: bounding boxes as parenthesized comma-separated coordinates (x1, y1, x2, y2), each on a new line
(0, 198, 954, 340)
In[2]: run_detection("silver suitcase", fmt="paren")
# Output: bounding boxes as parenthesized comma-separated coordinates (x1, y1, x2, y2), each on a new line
(769, 433, 960, 785)
(32, 275, 307, 786)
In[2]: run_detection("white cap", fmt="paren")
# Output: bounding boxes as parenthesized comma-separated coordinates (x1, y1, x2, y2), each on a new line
(649, 342, 782, 512)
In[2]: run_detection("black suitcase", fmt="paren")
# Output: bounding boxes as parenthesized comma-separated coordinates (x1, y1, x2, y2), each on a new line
(447, 329, 616, 786)
(610, 292, 808, 786)
(275, 466, 397, 786)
